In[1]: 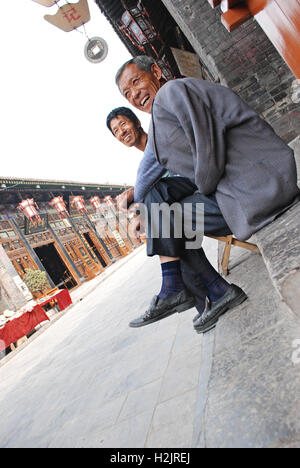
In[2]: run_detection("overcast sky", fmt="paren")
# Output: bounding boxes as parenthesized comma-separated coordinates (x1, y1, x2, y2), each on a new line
(1, 0, 150, 186)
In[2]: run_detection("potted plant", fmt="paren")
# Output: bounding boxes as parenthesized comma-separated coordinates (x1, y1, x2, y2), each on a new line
(23, 269, 51, 299)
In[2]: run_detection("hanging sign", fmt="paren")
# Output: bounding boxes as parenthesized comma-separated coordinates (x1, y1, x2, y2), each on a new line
(32, 0, 57, 6)
(84, 37, 108, 64)
(113, 231, 126, 249)
(171, 48, 203, 80)
(25, 214, 49, 235)
(44, 0, 91, 32)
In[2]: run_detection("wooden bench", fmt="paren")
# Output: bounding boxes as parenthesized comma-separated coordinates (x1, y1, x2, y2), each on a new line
(207, 235, 260, 276)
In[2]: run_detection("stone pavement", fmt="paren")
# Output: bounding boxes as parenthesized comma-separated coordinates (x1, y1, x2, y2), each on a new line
(193, 246, 300, 448)
(1, 236, 299, 448)
(0, 245, 204, 448)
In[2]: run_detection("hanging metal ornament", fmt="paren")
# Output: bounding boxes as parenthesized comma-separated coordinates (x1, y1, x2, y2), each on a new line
(40, 0, 109, 64)
(44, 0, 90, 32)
(84, 37, 108, 64)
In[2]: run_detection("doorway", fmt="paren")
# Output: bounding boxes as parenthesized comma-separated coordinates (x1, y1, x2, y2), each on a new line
(34, 243, 77, 290)
(83, 233, 107, 268)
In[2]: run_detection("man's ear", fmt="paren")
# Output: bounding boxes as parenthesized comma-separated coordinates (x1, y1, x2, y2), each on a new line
(151, 63, 163, 81)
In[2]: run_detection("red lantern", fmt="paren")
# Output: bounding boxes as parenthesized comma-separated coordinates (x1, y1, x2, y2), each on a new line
(119, 4, 174, 81)
(49, 196, 69, 218)
(120, 6, 157, 48)
(70, 196, 87, 214)
(89, 196, 102, 210)
(104, 195, 115, 210)
(17, 199, 41, 225)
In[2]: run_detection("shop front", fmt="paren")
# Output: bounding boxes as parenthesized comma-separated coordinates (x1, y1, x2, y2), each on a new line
(0, 177, 140, 301)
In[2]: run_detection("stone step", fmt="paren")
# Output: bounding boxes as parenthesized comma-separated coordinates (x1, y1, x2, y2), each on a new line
(252, 140, 300, 318)
(253, 202, 300, 318)
(193, 245, 300, 448)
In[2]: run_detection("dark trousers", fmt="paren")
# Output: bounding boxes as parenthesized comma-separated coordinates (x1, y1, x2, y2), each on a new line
(143, 177, 232, 310)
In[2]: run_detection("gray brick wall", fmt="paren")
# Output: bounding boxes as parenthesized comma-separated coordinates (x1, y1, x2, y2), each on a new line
(162, 0, 300, 143)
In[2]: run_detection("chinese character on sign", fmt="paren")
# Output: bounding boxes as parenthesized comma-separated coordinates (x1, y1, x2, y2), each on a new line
(63, 7, 81, 24)
(44, 0, 90, 33)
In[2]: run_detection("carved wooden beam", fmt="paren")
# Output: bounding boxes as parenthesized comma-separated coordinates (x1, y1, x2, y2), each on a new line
(221, 4, 252, 31)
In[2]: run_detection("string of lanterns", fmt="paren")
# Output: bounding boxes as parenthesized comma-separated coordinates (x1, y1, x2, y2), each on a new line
(17, 194, 112, 224)
(31, 0, 108, 64)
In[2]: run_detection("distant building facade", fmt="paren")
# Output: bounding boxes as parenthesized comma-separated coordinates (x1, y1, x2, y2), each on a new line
(0, 177, 140, 312)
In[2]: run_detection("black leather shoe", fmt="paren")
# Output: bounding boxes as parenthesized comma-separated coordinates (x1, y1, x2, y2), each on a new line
(129, 289, 195, 328)
(193, 313, 201, 323)
(194, 284, 247, 334)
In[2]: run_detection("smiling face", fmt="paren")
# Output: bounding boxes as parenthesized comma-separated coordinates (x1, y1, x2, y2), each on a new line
(110, 114, 141, 148)
(118, 63, 163, 114)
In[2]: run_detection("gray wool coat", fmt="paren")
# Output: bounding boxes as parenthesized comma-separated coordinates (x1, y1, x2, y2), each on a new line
(148, 78, 300, 241)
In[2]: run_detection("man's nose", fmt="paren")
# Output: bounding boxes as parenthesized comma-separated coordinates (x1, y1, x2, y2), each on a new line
(132, 88, 141, 101)
(121, 127, 127, 136)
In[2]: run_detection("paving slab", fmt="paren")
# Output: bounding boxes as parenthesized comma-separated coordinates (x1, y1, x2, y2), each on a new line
(0, 247, 203, 448)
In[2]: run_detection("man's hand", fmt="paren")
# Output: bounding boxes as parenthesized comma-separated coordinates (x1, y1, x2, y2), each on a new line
(129, 215, 146, 240)
(116, 187, 135, 212)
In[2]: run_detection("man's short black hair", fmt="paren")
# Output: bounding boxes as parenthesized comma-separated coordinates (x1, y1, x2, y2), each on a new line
(106, 107, 140, 134)
(115, 56, 156, 91)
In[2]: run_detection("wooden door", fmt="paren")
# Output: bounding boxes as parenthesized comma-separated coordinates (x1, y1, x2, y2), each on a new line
(87, 231, 112, 267)
(64, 239, 101, 281)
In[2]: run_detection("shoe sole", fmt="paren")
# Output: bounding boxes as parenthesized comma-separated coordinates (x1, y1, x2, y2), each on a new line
(129, 298, 195, 328)
(177, 298, 196, 314)
(195, 291, 248, 334)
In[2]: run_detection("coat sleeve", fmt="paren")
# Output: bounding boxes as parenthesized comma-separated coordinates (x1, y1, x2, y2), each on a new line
(152, 80, 226, 195)
(134, 144, 167, 203)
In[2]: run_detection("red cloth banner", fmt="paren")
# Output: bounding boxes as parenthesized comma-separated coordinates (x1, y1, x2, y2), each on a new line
(55, 289, 72, 311)
(38, 289, 72, 312)
(0, 307, 49, 353)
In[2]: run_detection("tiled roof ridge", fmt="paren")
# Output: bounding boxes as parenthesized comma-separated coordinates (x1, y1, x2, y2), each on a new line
(0, 176, 128, 188)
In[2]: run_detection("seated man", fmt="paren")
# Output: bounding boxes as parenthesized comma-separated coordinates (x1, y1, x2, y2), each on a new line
(115, 56, 300, 333)
(106, 106, 245, 333)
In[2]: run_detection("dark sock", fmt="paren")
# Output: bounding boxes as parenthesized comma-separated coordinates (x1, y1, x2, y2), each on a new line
(196, 256, 230, 302)
(180, 249, 230, 304)
(203, 276, 230, 302)
(158, 260, 185, 300)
